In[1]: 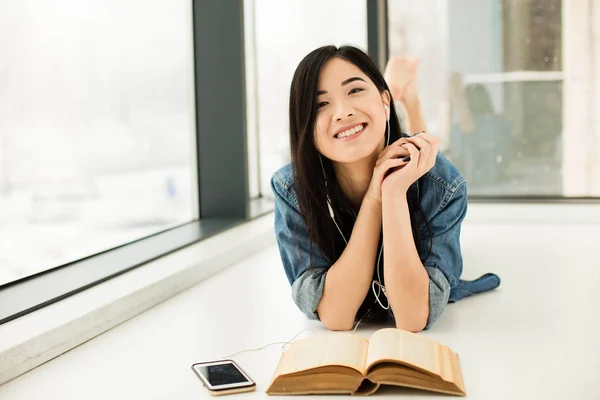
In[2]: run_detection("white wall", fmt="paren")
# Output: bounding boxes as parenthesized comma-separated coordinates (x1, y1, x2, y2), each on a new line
(593, 1, 600, 195)
(562, 0, 600, 196)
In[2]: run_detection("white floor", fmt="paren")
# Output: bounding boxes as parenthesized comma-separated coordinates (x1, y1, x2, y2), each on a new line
(0, 206, 599, 399)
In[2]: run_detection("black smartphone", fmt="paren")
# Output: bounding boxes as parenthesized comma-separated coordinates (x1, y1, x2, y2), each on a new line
(191, 359, 256, 396)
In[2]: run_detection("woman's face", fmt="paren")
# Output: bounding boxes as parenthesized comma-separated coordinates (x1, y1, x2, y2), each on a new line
(313, 57, 389, 163)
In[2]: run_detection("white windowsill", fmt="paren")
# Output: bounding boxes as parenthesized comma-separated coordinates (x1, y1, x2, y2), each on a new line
(0, 213, 275, 386)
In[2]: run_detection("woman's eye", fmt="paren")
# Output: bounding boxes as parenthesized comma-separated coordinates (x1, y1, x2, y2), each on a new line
(349, 88, 364, 94)
(317, 101, 328, 109)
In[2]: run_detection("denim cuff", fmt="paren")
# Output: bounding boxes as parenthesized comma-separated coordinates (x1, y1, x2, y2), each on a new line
(423, 266, 451, 330)
(291, 267, 328, 320)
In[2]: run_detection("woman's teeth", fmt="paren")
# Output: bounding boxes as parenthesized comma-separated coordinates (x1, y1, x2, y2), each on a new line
(336, 124, 364, 139)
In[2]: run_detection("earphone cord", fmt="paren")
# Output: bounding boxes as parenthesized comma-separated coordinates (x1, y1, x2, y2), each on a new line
(319, 115, 391, 313)
(221, 303, 378, 360)
(221, 327, 322, 360)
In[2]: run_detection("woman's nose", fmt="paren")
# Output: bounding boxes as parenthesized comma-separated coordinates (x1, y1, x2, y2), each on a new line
(334, 103, 355, 121)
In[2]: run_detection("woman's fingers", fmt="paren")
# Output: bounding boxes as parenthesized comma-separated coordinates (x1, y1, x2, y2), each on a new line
(428, 135, 440, 166)
(378, 141, 410, 165)
(404, 136, 430, 170)
(378, 158, 409, 181)
(380, 132, 439, 172)
(417, 132, 440, 169)
(382, 158, 409, 171)
(414, 131, 440, 149)
(405, 132, 440, 171)
(401, 142, 420, 168)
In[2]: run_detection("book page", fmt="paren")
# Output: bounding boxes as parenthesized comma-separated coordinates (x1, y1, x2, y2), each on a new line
(273, 333, 369, 378)
(365, 328, 441, 376)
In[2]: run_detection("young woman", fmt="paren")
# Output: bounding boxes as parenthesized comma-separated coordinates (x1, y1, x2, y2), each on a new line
(271, 45, 500, 332)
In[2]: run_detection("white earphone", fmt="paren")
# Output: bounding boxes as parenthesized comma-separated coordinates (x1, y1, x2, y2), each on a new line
(316, 102, 393, 311)
(318, 158, 389, 310)
(384, 104, 390, 146)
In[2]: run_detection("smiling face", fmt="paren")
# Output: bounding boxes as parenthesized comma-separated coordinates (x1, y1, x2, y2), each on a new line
(313, 57, 390, 163)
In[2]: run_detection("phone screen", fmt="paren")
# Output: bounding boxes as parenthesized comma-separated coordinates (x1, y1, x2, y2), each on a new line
(195, 362, 251, 388)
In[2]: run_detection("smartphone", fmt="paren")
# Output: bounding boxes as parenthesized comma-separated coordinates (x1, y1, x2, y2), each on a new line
(191, 359, 256, 396)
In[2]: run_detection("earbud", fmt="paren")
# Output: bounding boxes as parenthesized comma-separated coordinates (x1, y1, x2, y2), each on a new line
(384, 105, 390, 121)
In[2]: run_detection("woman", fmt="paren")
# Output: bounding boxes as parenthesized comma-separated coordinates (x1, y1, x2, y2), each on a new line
(271, 45, 500, 332)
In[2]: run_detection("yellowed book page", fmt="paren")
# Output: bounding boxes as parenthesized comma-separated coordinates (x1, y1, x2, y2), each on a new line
(273, 333, 369, 378)
(365, 328, 441, 376)
(446, 345, 466, 392)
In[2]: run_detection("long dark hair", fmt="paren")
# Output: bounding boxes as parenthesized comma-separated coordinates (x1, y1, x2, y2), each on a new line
(288, 45, 430, 266)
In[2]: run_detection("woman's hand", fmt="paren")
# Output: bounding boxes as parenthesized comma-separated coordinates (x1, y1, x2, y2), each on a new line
(381, 132, 440, 196)
(364, 140, 412, 206)
(384, 56, 420, 105)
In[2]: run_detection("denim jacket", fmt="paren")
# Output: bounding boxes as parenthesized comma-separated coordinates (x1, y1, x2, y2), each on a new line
(270, 152, 501, 330)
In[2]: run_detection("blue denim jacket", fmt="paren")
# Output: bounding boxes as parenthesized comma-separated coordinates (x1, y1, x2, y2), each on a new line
(270, 152, 500, 330)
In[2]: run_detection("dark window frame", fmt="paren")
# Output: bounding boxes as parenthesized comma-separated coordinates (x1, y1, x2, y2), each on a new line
(368, 0, 389, 70)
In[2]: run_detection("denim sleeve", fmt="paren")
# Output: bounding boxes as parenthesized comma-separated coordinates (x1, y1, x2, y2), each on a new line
(418, 180, 468, 330)
(270, 175, 332, 320)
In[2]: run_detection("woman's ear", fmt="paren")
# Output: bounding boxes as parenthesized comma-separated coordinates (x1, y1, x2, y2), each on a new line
(381, 89, 391, 110)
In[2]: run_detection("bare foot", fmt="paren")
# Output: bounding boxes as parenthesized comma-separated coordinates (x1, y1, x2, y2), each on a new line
(384, 57, 420, 103)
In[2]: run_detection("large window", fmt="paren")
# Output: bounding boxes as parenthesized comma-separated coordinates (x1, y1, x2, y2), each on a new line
(388, 0, 600, 197)
(244, 0, 368, 199)
(0, 0, 197, 286)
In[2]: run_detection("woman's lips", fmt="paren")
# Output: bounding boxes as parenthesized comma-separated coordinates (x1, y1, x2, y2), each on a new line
(335, 123, 367, 141)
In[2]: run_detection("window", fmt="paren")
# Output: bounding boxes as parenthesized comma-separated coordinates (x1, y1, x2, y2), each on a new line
(388, 0, 600, 197)
(0, 0, 198, 287)
(244, 0, 368, 199)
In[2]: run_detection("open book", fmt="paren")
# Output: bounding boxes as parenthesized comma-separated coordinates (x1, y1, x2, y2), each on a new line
(266, 328, 465, 396)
